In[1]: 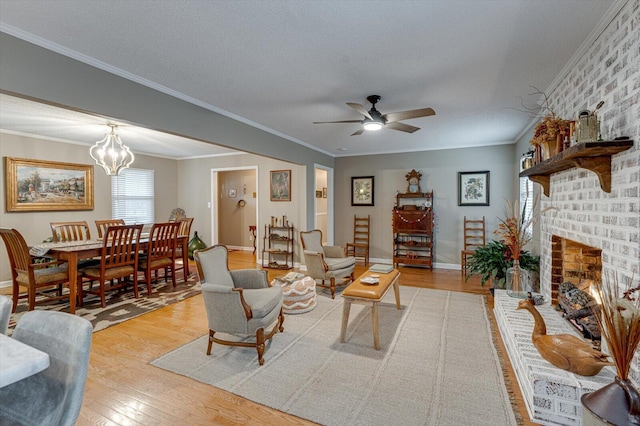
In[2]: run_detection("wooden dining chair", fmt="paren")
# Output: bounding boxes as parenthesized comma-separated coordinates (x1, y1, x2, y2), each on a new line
(50, 221, 92, 242)
(95, 219, 126, 239)
(80, 224, 143, 308)
(138, 222, 180, 294)
(173, 217, 193, 279)
(0, 228, 71, 312)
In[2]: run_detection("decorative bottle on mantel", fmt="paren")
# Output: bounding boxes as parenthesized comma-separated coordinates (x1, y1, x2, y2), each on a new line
(506, 259, 527, 298)
(188, 231, 207, 260)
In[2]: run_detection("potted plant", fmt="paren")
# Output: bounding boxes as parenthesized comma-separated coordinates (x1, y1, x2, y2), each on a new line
(465, 240, 539, 291)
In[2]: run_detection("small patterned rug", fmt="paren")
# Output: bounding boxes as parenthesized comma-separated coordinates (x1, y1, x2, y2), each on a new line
(7, 273, 201, 333)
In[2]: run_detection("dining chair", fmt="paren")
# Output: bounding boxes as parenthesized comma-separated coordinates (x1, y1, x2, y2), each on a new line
(173, 217, 193, 279)
(95, 219, 126, 239)
(194, 245, 284, 366)
(0, 228, 71, 313)
(0, 310, 93, 426)
(138, 221, 180, 294)
(80, 224, 143, 308)
(50, 221, 92, 242)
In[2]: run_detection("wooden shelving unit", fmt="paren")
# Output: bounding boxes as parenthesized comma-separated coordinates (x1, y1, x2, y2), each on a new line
(519, 140, 634, 196)
(261, 224, 294, 269)
(392, 191, 435, 269)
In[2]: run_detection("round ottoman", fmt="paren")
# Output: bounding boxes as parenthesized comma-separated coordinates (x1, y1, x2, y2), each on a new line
(272, 275, 317, 314)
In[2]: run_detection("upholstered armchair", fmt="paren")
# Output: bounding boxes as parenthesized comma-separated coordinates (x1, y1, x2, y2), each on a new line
(194, 245, 284, 366)
(300, 229, 356, 299)
(0, 310, 93, 426)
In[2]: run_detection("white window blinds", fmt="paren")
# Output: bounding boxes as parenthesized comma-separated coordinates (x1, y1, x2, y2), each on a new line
(519, 175, 533, 238)
(111, 168, 155, 225)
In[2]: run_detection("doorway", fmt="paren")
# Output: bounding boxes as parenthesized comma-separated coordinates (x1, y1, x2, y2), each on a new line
(314, 165, 334, 245)
(211, 167, 258, 251)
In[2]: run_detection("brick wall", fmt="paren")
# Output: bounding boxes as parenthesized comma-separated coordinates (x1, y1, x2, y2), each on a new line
(538, 0, 640, 383)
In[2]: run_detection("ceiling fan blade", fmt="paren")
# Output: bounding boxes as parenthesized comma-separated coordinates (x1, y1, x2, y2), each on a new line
(351, 128, 365, 136)
(313, 120, 362, 124)
(383, 107, 435, 123)
(386, 121, 420, 133)
(346, 102, 373, 120)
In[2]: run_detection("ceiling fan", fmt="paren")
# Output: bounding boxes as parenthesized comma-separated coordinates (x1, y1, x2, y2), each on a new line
(313, 95, 435, 136)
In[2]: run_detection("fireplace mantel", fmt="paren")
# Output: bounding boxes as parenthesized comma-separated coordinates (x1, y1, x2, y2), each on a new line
(519, 140, 634, 196)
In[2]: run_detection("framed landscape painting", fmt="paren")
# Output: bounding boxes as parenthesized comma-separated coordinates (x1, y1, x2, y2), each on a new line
(351, 176, 374, 206)
(458, 171, 489, 206)
(5, 157, 94, 212)
(270, 169, 291, 201)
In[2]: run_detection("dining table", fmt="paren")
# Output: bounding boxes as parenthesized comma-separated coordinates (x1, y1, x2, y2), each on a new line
(0, 333, 50, 388)
(30, 235, 190, 314)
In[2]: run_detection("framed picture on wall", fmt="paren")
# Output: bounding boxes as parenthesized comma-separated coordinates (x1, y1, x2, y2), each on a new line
(351, 176, 374, 206)
(228, 189, 237, 198)
(4, 157, 94, 212)
(315, 190, 322, 198)
(458, 171, 490, 206)
(270, 169, 291, 201)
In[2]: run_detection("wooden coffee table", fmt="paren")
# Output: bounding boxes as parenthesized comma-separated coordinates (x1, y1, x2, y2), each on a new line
(339, 268, 401, 350)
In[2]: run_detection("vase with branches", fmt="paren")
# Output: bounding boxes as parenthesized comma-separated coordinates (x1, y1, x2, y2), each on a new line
(581, 273, 640, 424)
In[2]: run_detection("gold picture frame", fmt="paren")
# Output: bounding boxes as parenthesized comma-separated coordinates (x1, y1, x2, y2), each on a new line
(5, 157, 94, 212)
(270, 169, 291, 202)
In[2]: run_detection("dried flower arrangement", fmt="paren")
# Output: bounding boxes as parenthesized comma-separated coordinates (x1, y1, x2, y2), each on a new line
(530, 114, 571, 147)
(591, 274, 640, 380)
(494, 198, 538, 261)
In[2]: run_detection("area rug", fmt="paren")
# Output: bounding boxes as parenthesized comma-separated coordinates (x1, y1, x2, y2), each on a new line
(152, 287, 517, 425)
(8, 273, 200, 332)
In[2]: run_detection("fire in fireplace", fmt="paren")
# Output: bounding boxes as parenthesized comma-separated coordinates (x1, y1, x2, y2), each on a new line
(551, 236, 603, 341)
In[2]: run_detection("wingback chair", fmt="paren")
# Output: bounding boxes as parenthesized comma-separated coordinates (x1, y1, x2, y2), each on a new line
(300, 229, 356, 299)
(0, 295, 12, 334)
(0, 310, 93, 426)
(194, 245, 284, 366)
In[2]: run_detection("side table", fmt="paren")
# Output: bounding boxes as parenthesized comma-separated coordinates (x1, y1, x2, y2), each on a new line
(271, 274, 317, 314)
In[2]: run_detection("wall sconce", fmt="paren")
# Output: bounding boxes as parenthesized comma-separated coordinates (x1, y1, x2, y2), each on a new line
(90, 124, 135, 175)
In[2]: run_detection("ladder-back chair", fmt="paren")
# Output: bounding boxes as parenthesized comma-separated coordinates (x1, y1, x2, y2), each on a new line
(346, 215, 371, 266)
(461, 216, 486, 277)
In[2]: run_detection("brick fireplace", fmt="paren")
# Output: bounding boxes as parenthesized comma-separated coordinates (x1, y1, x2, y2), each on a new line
(496, 1, 640, 424)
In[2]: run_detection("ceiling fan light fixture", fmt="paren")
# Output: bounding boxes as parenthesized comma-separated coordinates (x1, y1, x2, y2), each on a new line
(90, 124, 135, 176)
(362, 120, 384, 131)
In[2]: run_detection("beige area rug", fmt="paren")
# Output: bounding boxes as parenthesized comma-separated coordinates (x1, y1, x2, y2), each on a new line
(152, 287, 517, 425)
(8, 272, 200, 333)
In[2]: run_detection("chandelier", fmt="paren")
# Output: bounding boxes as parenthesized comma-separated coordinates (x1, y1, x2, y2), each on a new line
(89, 124, 135, 175)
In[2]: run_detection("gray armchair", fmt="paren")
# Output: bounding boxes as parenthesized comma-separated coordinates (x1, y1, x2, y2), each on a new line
(0, 310, 93, 426)
(0, 295, 11, 334)
(300, 229, 356, 299)
(194, 245, 284, 366)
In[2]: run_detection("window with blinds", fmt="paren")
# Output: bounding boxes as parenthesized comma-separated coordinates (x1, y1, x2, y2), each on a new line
(519, 175, 533, 238)
(111, 168, 155, 224)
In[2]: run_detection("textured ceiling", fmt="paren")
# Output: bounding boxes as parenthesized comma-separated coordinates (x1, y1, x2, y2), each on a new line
(0, 0, 619, 158)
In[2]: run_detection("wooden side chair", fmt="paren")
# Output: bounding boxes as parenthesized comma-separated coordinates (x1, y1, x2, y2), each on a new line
(80, 224, 143, 308)
(50, 221, 92, 242)
(194, 245, 284, 366)
(95, 219, 125, 239)
(138, 221, 180, 294)
(461, 216, 486, 277)
(0, 228, 71, 312)
(345, 215, 371, 266)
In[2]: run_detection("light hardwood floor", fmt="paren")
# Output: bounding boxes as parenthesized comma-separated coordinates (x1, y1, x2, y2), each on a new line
(6, 252, 534, 425)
